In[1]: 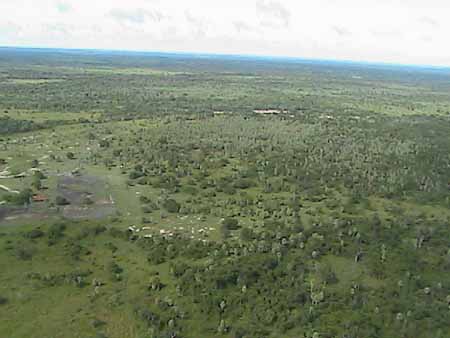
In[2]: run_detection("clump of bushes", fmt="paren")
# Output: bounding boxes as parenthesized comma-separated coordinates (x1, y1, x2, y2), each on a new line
(82, 196, 94, 205)
(15, 246, 33, 260)
(0, 296, 8, 305)
(129, 170, 144, 180)
(5, 189, 32, 206)
(92, 318, 107, 328)
(108, 261, 123, 275)
(108, 228, 126, 240)
(55, 196, 70, 206)
(163, 199, 180, 213)
(220, 217, 240, 239)
(24, 229, 45, 239)
(47, 223, 66, 245)
(222, 217, 239, 230)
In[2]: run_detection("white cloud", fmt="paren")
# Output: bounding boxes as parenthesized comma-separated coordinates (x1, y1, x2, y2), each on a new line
(55, 1, 72, 13)
(256, 0, 291, 28)
(0, 0, 449, 66)
(109, 8, 165, 25)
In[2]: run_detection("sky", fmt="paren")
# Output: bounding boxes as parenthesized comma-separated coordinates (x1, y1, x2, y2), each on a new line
(0, 0, 449, 66)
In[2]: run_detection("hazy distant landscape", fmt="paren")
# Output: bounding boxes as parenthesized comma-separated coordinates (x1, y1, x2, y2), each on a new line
(1, 47, 450, 338)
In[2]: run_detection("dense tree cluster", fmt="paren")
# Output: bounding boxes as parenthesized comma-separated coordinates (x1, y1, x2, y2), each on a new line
(92, 115, 450, 209)
(126, 211, 450, 338)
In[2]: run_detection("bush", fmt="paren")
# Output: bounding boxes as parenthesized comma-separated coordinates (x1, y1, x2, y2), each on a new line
(129, 170, 144, 180)
(5, 189, 32, 205)
(31, 177, 42, 190)
(99, 139, 110, 148)
(222, 185, 236, 195)
(108, 261, 123, 275)
(94, 333, 109, 338)
(55, 196, 70, 206)
(0, 296, 8, 305)
(82, 196, 94, 205)
(34, 171, 46, 180)
(222, 217, 239, 230)
(233, 178, 253, 189)
(92, 319, 107, 328)
(240, 227, 254, 241)
(220, 224, 230, 239)
(139, 195, 150, 203)
(68, 243, 87, 261)
(142, 205, 153, 214)
(318, 264, 339, 285)
(25, 229, 45, 239)
(233, 328, 247, 338)
(16, 247, 33, 260)
(77, 225, 106, 238)
(137, 177, 148, 185)
(182, 186, 198, 195)
(163, 199, 180, 213)
(142, 217, 153, 224)
(93, 225, 107, 235)
(105, 242, 118, 253)
(109, 228, 126, 239)
(147, 247, 167, 265)
(48, 223, 66, 245)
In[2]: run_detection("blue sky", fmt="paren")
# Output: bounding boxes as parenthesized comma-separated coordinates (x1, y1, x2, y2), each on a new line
(0, 0, 449, 66)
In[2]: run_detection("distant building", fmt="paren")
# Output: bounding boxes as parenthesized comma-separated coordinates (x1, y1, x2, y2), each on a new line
(32, 194, 48, 202)
(253, 109, 289, 115)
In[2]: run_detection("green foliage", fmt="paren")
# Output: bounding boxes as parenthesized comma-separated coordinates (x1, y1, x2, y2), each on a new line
(162, 199, 180, 213)
(33, 171, 46, 180)
(108, 228, 127, 239)
(222, 217, 239, 230)
(233, 178, 253, 189)
(15, 246, 33, 260)
(47, 223, 66, 245)
(55, 196, 70, 206)
(31, 176, 42, 190)
(108, 261, 123, 274)
(5, 189, 32, 206)
(99, 139, 110, 148)
(317, 263, 339, 285)
(0, 296, 8, 305)
(0, 117, 38, 134)
(220, 223, 230, 239)
(24, 229, 45, 239)
(82, 196, 94, 205)
(240, 227, 254, 241)
(2, 48, 450, 338)
(128, 170, 143, 180)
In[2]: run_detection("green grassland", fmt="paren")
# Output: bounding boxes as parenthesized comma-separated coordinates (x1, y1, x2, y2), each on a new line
(1, 48, 450, 338)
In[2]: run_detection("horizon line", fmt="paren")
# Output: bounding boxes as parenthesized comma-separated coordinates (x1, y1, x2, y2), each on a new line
(1, 44, 449, 71)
